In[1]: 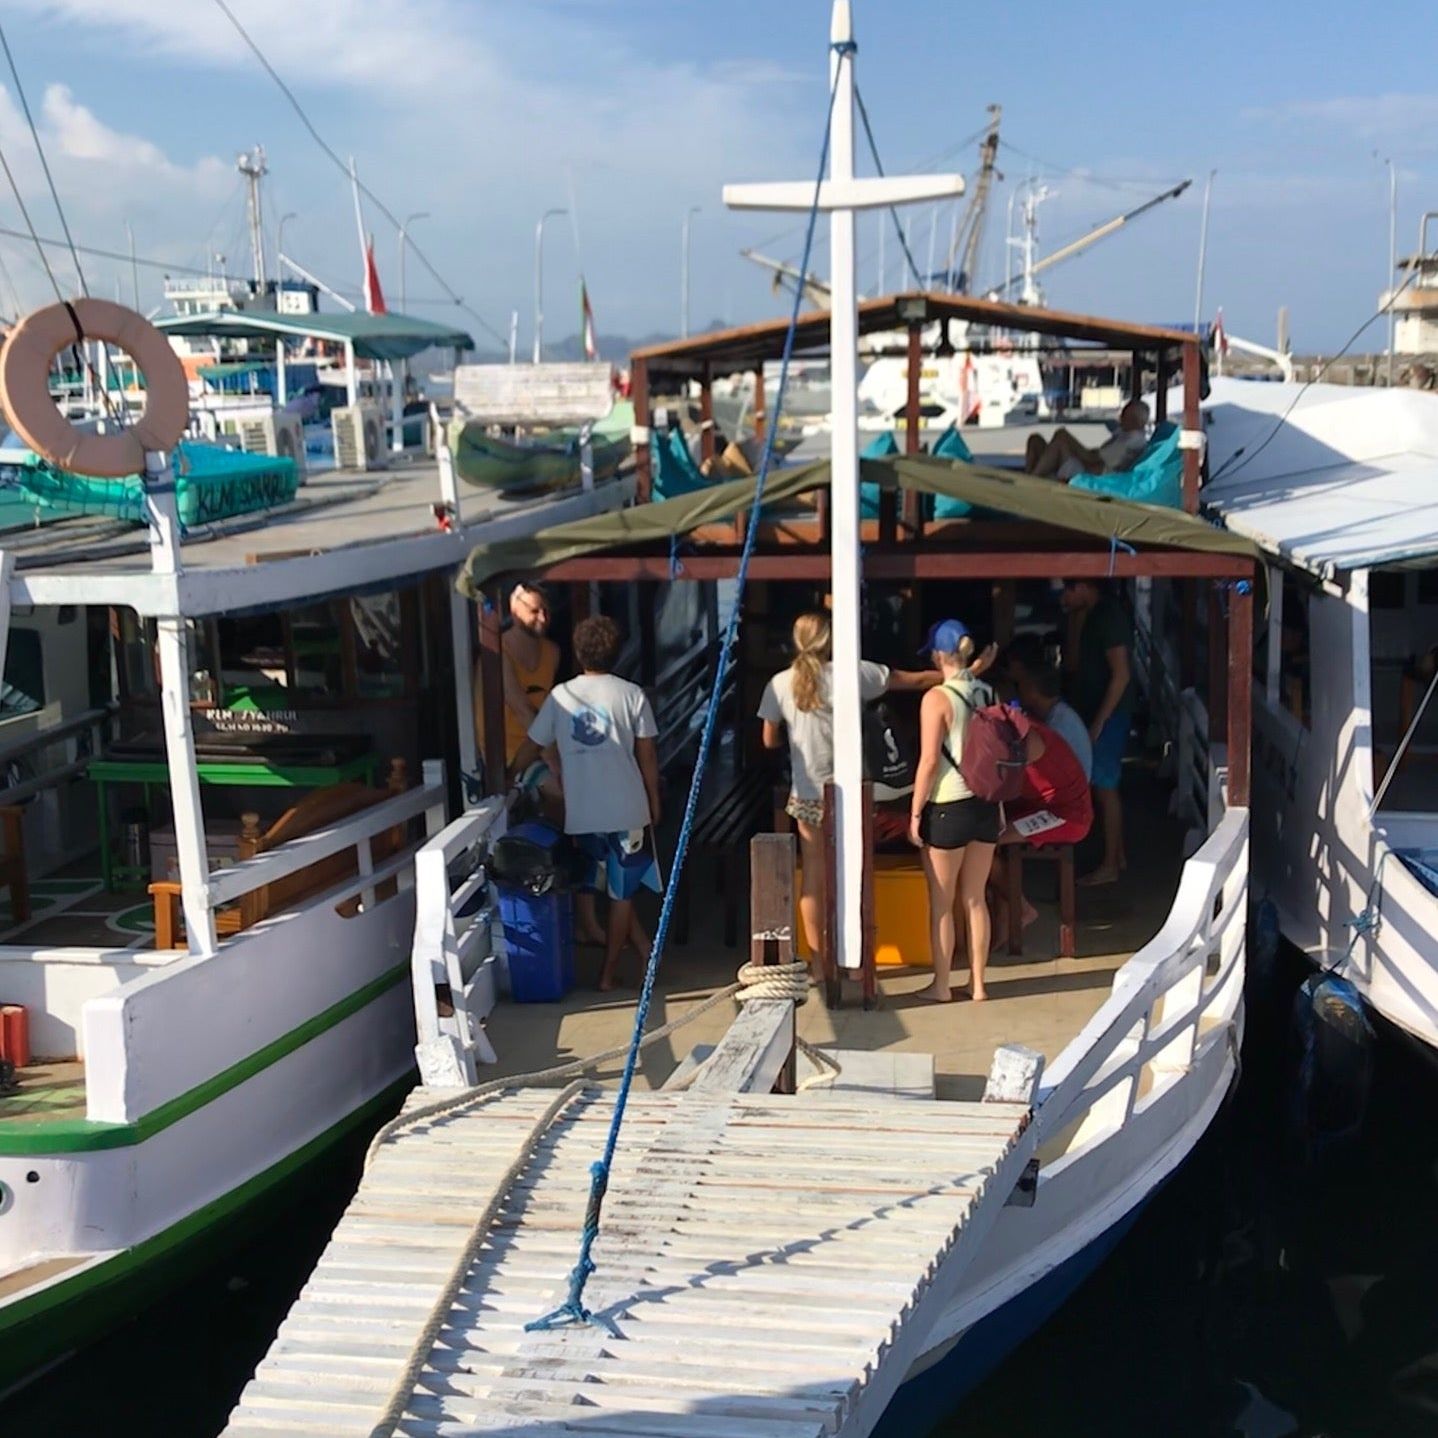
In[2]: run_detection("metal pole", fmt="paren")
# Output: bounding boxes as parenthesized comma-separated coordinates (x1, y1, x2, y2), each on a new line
(1193, 169, 1215, 335)
(533, 207, 566, 364)
(1385, 158, 1397, 386)
(681, 206, 701, 338)
(275, 213, 296, 310)
(508, 310, 518, 364)
(399, 211, 429, 315)
(124, 221, 140, 309)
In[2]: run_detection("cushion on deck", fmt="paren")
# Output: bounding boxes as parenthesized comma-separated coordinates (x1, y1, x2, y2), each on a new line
(860, 429, 900, 518)
(1068, 421, 1182, 508)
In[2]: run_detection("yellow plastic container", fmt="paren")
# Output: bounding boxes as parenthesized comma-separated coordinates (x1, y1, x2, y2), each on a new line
(795, 853, 932, 968)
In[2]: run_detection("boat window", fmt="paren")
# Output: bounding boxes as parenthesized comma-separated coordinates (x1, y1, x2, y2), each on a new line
(1370, 572, 1438, 810)
(1418, 569, 1438, 605)
(1369, 570, 1408, 610)
(1278, 589, 1311, 727)
(0, 628, 44, 715)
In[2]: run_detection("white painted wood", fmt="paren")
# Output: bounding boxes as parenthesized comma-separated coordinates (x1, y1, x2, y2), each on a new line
(453, 362, 613, 426)
(689, 999, 793, 1093)
(983, 1044, 1044, 1105)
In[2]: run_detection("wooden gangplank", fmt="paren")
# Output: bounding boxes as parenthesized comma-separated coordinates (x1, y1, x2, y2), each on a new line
(222, 1085, 1030, 1438)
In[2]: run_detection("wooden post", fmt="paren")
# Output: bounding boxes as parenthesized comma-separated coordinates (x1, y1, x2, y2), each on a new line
(478, 585, 507, 796)
(638, 582, 657, 687)
(1181, 340, 1200, 513)
(905, 323, 923, 454)
(1208, 583, 1228, 746)
(821, 781, 840, 1010)
(751, 365, 766, 444)
(1227, 577, 1253, 807)
(992, 581, 1015, 646)
(750, 831, 798, 1093)
(570, 581, 591, 624)
(1130, 351, 1145, 402)
(699, 366, 716, 464)
(1154, 350, 1169, 424)
(632, 359, 652, 503)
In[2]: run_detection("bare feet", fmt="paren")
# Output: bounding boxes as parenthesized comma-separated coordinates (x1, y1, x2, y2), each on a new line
(968, 985, 988, 1002)
(915, 980, 954, 1003)
(1020, 899, 1039, 930)
(1079, 866, 1120, 888)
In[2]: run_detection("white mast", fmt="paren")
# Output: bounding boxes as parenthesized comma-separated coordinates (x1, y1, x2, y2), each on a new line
(726, 0, 963, 974)
(237, 145, 268, 288)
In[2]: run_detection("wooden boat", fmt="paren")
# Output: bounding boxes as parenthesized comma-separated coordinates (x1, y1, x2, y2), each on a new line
(451, 423, 630, 498)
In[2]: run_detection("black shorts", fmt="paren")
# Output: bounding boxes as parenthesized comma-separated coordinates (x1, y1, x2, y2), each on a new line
(920, 797, 1000, 850)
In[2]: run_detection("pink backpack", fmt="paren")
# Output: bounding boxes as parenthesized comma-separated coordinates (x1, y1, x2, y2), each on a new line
(942, 682, 1028, 804)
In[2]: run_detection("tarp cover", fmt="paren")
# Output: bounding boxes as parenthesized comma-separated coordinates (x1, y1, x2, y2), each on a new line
(457, 453, 1260, 595)
(157, 309, 473, 362)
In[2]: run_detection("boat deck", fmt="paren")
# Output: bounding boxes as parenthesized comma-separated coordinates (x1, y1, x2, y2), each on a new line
(222, 1085, 1032, 1438)
(0, 1059, 85, 1127)
(0, 860, 158, 951)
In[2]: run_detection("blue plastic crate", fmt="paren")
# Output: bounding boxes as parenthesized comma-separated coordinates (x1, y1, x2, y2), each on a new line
(498, 887, 575, 1002)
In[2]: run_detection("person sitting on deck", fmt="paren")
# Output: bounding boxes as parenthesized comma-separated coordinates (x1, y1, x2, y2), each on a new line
(987, 685, 1095, 950)
(758, 611, 943, 973)
(1025, 400, 1150, 481)
(513, 615, 662, 991)
(1002, 635, 1093, 779)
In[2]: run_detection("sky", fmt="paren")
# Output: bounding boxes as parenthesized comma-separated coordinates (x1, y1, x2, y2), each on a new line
(0, 0, 1433, 356)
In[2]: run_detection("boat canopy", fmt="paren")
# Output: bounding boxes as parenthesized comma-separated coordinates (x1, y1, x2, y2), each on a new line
(1203, 377, 1438, 575)
(457, 452, 1261, 594)
(157, 309, 474, 361)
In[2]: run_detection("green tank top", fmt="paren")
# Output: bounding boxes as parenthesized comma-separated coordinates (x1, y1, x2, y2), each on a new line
(933, 675, 990, 804)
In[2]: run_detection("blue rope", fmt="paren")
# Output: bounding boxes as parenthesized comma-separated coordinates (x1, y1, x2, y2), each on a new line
(526, 43, 851, 1335)
(1106, 533, 1136, 577)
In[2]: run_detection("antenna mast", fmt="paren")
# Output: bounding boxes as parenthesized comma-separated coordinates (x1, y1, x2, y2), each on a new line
(947, 104, 1002, 292)
(237, 145, 268, 288)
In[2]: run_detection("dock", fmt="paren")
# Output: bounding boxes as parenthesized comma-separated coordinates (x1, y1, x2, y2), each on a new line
(222, 1081, 1032, 1437)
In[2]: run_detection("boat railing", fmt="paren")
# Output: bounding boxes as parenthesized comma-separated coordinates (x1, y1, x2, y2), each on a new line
(410, 796, 508, 1086)
(0, 705, 112, 807)
(201, 760, 448, 922)
(1032, 805, 1248, 1179)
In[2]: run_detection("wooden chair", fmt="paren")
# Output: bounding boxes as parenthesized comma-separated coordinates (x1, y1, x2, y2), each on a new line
(151, 758, 409, 950)
(1005, 843, 1077, 961)
(0, 805, 30, 925)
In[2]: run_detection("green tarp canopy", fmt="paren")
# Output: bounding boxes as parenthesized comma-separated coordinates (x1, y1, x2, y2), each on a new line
(157, 309, 474, 362)
(457, 454, 1262, 595)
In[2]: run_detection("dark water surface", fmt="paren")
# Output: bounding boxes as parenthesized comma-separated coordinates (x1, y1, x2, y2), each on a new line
(7, 961, 1438, 1437)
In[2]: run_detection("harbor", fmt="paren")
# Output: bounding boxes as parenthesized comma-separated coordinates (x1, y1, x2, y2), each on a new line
(0, 1, 1435, 1435)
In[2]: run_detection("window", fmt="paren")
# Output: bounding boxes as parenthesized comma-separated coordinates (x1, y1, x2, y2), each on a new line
(1279, 586, 1311, 727)
(0, 628, 43, 716)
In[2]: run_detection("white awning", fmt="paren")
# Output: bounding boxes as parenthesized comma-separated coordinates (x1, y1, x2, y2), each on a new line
(1202, 378, 1438, 575)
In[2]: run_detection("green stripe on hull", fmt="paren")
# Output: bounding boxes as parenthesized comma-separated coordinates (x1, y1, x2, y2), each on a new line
(0, 1072, 414, 1395)
(0, 961, 409, 1155)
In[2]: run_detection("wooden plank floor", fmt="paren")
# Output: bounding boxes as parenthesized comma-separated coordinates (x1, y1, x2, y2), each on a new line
(223, 1086, 1029, 1438)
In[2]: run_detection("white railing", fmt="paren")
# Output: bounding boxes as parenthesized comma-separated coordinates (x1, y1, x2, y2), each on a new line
(1032, 806, 1248, 1174)
(203, 760, 447, 920)
(411, 796, 508, 1086)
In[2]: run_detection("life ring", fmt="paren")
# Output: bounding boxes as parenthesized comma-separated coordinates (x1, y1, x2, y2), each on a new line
(0, 297, 189, 479)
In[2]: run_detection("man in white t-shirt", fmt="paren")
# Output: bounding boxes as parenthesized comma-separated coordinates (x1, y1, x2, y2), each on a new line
(1024, 399, 1150, 482)
(517, 615, 661, 991)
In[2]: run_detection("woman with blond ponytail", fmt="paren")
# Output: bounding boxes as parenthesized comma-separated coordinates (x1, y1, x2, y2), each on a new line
(758, 610, 941, 967)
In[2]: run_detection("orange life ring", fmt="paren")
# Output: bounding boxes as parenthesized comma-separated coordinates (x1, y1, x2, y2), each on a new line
(0, 297, 189, 478)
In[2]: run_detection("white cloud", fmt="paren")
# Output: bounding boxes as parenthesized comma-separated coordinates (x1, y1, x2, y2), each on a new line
(1243, 93, 1438, 149)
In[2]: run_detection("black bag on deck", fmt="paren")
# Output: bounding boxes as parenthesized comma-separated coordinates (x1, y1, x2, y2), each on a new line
(863, 700, 914, 800)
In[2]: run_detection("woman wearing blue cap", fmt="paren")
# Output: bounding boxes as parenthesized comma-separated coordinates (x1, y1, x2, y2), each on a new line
(909, 619, 1000, 1002)
(759, 611, 942, 968)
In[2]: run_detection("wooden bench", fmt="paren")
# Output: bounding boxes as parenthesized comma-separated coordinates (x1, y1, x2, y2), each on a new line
(0, 806, 29, 925)
(1005, 843, 1077, 961)
(151, 758, 409, 950)
(673, 766, 773, 947)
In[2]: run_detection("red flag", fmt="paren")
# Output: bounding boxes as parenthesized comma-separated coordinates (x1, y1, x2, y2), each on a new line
(1211, 307, 1229, 358)
(363, 236, 387, 314)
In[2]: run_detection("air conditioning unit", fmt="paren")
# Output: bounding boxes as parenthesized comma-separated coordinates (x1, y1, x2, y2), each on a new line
(332, 405, 387, 471)
(237, 411, 307, 476)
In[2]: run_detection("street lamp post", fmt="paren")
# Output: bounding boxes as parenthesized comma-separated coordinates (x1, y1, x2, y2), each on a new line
(399, 211, 429, 314)
(533, 207, 567, 364)
(681, 206, 701, 338)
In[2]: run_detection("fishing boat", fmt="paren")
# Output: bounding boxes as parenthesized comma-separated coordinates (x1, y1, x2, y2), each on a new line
(1202, 374, 1438, 1054)
(217, 10, 1260, 1432)
(0, 296, 646, 1392)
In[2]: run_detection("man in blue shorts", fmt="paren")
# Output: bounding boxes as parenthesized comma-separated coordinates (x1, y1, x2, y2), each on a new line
(518, 615, 661, 990)
(1061, 579, 1132, 886)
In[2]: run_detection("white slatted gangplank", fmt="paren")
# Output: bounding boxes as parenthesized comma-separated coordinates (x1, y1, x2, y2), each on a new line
(223, 1087, 1030, 1438)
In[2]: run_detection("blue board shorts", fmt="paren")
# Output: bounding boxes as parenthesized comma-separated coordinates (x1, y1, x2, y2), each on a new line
(577, 829, 662, 902)
(1090, 711, 1129, 790)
